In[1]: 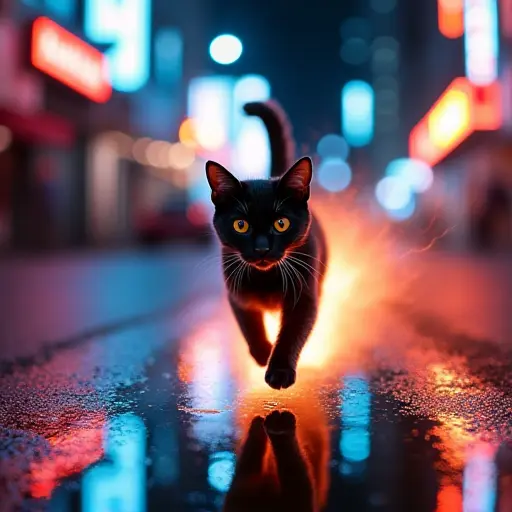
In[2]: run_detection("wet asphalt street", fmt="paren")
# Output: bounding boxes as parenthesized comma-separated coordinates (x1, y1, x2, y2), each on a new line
(1, 246, 512, 512)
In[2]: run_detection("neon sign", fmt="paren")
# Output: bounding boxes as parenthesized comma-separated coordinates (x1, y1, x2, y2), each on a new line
(84, 0, 151, 92)
(409, 77, 502, 166)
(341, 80, 374, 147)
(464, 0, 499, 85)
(31, 17, 112, 103)
(438, 0, 464, 38)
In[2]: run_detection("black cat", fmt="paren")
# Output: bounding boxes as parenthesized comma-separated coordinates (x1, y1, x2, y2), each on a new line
(205, 101, 327, 390)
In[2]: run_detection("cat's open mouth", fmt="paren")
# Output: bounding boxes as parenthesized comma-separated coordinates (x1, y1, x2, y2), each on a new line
(251, 259, 279, 271)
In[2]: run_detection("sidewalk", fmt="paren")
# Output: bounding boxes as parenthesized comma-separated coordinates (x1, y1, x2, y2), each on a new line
(0, 245, 223, 363)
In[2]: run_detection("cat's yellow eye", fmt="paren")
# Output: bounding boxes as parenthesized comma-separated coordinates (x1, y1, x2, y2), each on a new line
(274, 217, 290, 233)
(233, 219, 249, 233)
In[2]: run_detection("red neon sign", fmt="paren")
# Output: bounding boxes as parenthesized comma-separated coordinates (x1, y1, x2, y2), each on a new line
(409, 77, 501, 166)
(31, 17, 112, 103)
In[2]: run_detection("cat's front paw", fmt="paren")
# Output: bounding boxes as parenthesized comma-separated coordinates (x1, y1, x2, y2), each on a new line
(265, 365, 296, 390)
(264, 410, 296, 435)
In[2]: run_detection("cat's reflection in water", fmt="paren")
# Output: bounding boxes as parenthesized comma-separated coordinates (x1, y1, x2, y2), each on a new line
(223, 410, 329, 512)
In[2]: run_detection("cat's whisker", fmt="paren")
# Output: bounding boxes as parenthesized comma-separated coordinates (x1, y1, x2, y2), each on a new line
(226, 258, 244, 292)
(224, 258, 243, 277)
(287, 253, 322, 271)
(284, 260, 306, 303)
(280, 261, 291, 301)
(196, 258, 228, 275)
(286, 256, 322, 283)
(197, 251, 239, 274)
(277, 261, 287, 297)
(240, 262, 250, 291)
(234, 262, 245, 294)
(287, 259, 309, 289)
(195, 253, 223, 271)
(288, 251, 327, 268)
(222, 255, 242, 267)
(231, 264, 240, 294)
(235, 260, 250, 295)
(282, 260, 299, 307)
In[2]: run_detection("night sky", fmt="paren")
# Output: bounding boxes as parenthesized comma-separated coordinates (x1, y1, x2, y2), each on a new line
(206, 1, 356, 149)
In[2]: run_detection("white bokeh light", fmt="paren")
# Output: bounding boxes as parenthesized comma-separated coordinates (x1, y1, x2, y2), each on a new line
(385, 158, 434, 193)
(375, 176, 413, 211)
(209, 34, 243, 65)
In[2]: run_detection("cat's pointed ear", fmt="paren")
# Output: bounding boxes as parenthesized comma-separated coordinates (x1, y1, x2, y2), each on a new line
(206, 161, 241, 204)
(278, 157, 312, 201)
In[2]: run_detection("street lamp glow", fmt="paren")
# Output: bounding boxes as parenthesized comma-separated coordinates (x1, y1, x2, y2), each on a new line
(209, 34, 243, 65)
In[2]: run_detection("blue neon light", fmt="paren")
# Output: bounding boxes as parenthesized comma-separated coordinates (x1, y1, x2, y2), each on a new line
(84, 0, 151, 92)
(341, 80, 374, 147)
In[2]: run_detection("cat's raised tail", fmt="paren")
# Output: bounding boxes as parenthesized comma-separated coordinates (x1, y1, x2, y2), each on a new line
(243, 100, 296, 179)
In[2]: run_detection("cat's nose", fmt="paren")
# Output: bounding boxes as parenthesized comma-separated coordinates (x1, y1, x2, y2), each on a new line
(255, 247, 270, 256)
(254, 236, 270, 256)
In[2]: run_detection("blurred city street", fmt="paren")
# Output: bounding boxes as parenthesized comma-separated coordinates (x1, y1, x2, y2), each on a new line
(2, 0, 512, 510)
(1, 246, 512, 511)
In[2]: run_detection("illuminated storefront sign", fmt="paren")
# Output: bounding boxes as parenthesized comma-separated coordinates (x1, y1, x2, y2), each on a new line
(31, 16, 111, 103)
(464, 0, 499, 85)
(438, 0, 464, 38)
(84, 0, 151, 93)
(409, 77, 502, 166)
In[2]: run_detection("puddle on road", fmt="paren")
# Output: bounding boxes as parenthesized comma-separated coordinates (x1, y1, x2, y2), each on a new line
(1, 299, 512, 511)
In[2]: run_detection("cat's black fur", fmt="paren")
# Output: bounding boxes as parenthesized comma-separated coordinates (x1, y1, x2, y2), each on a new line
(206, 101, 327, 390)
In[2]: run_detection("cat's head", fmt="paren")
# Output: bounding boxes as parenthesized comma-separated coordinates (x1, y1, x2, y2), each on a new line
(206, 157, 313, 271)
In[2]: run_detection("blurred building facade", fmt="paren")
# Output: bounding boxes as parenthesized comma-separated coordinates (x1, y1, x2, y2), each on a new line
(407, 0, 512, 252)
(0, 0, 211, 252)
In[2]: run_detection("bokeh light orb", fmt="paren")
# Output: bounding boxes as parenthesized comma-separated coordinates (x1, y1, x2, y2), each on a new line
(375, 175, 412, 211)
(317, 157, 352, 192)
(317, 134, 349, 160)
(178, 118, 198, 148)
(168, 143, 195, 170)
(385, 157, 434, 193)
(340, 37, 370, 65)
(209, 34, 243, 65)
(233, 75, 270, 102)
(386, 194, 416, 221)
